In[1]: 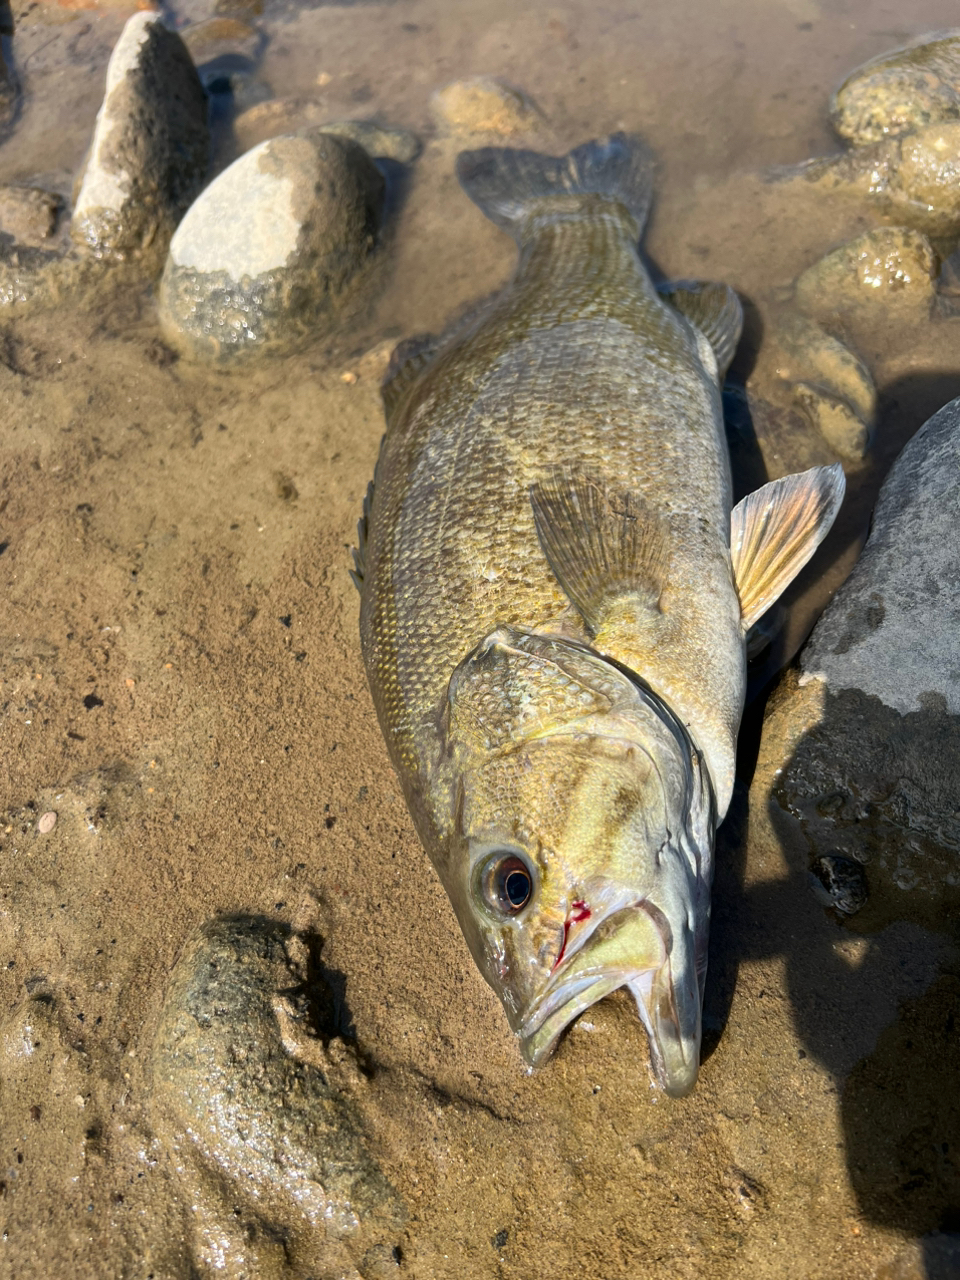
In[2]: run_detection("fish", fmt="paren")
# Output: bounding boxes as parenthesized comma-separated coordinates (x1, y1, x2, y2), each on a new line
(352, 134, 844, 1096)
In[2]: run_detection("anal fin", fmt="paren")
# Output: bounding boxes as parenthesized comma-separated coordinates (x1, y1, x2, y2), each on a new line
(530, 471, 669, 634)
(731, 463, 845, 631)
(658, 280, 743, 381)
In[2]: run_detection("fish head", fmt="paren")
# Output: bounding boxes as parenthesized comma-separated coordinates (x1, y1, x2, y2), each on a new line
(441, 627, 715, 1097)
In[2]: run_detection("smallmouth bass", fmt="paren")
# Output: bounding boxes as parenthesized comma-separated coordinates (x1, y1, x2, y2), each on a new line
(353, 134, 843, 1095)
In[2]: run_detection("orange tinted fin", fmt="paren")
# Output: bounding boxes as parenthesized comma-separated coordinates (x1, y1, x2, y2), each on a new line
(731, 463, 846, 631)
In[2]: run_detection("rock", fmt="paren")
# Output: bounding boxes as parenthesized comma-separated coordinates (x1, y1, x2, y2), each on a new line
(72, 12, 210, 264)
(158, 129, 385, 364)
(802, 396, 960, 714)
(794, 227, 937, 326)
(774, 313, 876, 459)
(771, 397, 960, 933)
(791, 382, 871, 462)
(429, 76, 541, 137)
(0, 186, 63, 248)
(314, 119, 421, 164)
(150, 915, 403, 1275)
(809, 852, 869, 915)
(831, 33, 960, 146)
(181, 15, 264, 69)
(875, 1234, 960, 1280)
(233, 99, 419, 163)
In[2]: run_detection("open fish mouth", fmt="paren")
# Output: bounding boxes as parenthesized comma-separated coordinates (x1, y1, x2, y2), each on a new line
(517, 903, 703, 1098)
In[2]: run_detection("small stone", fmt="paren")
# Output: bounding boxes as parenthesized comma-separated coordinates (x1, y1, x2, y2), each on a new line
(831, 33, 960, 146)
(72, 13, 210, 265)
(36, 811, 57, 835)
(794, 227, 938, 325)
(809, 853, 868, 915)
(792, 382, 871, 461)
(158, 130, 385, 364)
(233, 97, 328, 152)
(429, 76, 541, 137)
(0, 186, 62, 249)
(181, 16, 263, 68)
(315, 120, 420, 164)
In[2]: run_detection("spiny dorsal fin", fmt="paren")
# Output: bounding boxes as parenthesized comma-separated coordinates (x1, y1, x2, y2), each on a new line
(530, 471, 669, 634)
(381, 334, 438, 422)
(731, 463, 845, 631)
(658, 280, 743, 381)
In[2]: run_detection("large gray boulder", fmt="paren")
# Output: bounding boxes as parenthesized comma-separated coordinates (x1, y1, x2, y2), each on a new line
(769, 396, 960, 933)
(72, 12, 209, 263)
(158, 129, 384, 364)
(802, 396, 960, 713)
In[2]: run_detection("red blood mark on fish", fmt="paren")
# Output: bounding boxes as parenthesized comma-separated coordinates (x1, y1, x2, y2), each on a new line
(553, 899, 592, 972)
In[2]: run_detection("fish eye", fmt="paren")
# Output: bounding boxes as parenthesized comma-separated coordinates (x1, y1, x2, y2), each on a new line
(480, 852, 535, 916)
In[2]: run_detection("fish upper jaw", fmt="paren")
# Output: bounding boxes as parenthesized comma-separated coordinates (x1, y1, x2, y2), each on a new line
(516, 895, 704, 1097)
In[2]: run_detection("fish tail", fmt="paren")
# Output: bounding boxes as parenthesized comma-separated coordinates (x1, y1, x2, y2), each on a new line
(455, 133, 655, 242)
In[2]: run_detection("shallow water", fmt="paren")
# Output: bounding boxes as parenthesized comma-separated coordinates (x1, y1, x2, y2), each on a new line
(0, 0, 959, 1277)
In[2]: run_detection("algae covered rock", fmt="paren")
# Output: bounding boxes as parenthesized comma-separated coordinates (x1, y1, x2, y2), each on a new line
(151, 915, 403, 1276)
(831, 31, 960, 145)
(794, 227, 937, 325)
(158, 129, 385, 364)
(430, 76, 541, 137)
(72, 12, 209, 263)
(775, 313, 876, 461)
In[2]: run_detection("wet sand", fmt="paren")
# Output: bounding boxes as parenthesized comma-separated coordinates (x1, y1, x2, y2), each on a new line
(0, 0, 959, 1276)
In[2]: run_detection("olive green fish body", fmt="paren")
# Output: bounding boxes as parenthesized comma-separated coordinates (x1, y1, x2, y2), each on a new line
(356, 136, 845, 1095)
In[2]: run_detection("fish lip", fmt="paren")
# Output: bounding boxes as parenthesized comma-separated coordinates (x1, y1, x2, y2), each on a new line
(517, 901, 702, 1097)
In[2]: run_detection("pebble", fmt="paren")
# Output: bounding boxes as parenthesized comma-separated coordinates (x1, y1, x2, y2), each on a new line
(793, 227, 938, 326)
(150, 916, 402, 1272)
(37, 811, 57, 834)
(771, 396, 960, 931)
(158, 129, 385, 364)
(429, 76, 541, 137)
(72, 12, 209, 265)
(0, 186, 62, 249)
(831, 33, 960, 145)
(180, 15, 264, 69)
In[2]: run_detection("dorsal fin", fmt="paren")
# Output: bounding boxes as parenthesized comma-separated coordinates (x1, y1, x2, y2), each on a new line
(381, 334, 438, 422)
(529, 471, 669, 634)
(658, 280, 743, 381)
(730, 463, 845, 630)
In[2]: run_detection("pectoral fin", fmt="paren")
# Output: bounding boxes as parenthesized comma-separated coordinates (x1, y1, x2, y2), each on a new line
(658, 280, 743, 381)
(530, 471, 669, 634)
(731, 463, 845, 631)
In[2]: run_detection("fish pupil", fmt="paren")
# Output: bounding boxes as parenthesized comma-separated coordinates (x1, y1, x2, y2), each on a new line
(501, 865, 531, 910)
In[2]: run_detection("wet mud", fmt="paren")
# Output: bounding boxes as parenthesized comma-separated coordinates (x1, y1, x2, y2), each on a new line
(1, 0, 960, 1277)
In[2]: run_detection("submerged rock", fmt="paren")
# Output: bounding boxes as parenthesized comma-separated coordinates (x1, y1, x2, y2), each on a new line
(0, 186, 63, 249)
(770, 396, 960, 933)
(430, 76, 541, 137)
(158, 129, 384, 364)
(72, 12, 209, 264)
(151, 915, 402, 1276)
(774, 313, 876, 461)
(831, 32, 960, 145)
(794, 227, 937, 326)
(233, 101, 420, 163)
